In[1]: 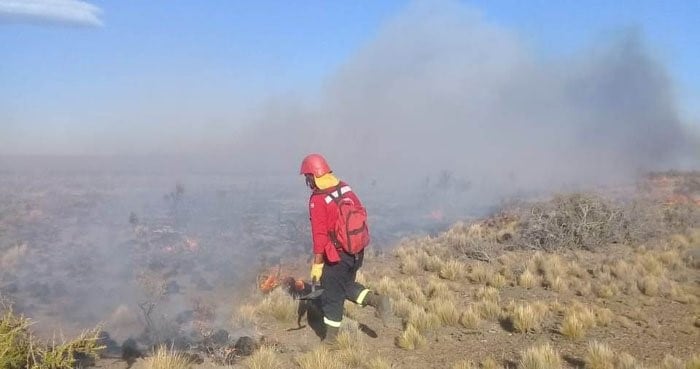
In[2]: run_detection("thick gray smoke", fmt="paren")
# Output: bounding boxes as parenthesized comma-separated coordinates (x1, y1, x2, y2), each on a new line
(232, 1, 695, 205)
(1, 0, 697, 344)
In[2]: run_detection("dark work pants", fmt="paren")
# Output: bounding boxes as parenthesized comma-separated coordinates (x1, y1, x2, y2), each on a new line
(320, 250, 368, 327)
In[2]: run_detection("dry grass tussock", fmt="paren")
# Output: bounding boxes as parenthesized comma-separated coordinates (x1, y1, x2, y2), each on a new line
(476, 300, 501, 320)
(468, 262, 491, 284)
(296, 348, 344, 369)
(364, 356, 392, 369)
(376, 276, 402, 301)
(440, 259, 466, 280)
(452, 360, 476, 369)
(392, 297, 414, 319)
(426, 299, 460, 326)
(426, 278, 452, 300)
(400, 279, 428, 306)
(474, 286, 500, 303)
(520, 343, 562, 369)
(585, 341, 615, 369)
(406, 308, 441, 333)
(256, 288, 296, 322)
(481, 357, 503, 369)
(144, 346, 194, 369)
(660, 355, 685, 369)
(560, 312, 586, 339)
(396, 324, 426, 350)
(0, 306, 103, 369)
(614, 352, 639, 369)
(518, 268, 538, 289)
(637, 275, 660, 296)
(244, 346, 282, 369)
(508, 302, 546, 333)
(459, 306, 480, 329)
(233, 303, 259, 327)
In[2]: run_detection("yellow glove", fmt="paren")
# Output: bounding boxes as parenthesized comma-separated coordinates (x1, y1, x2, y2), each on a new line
(310, 263, 324, 283)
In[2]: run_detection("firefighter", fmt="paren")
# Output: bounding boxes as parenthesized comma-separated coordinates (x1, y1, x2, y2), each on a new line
(300, 153, 391, 343)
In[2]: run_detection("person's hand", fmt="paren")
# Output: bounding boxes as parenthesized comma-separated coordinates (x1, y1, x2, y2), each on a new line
(310, 263, 324, 283)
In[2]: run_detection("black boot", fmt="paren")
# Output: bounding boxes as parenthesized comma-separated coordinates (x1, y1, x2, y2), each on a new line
(323, 326, 340, 346)
(364, 292, 392, 324)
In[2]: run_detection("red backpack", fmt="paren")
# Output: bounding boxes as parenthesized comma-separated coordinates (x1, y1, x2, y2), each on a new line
(324, 184, 370, 254)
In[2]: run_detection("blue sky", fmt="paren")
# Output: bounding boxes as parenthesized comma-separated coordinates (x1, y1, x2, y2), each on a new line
(1, 0, 698, 155)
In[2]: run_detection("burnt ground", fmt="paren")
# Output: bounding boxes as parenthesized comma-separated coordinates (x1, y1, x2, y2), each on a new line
(2, 171, 698, 368)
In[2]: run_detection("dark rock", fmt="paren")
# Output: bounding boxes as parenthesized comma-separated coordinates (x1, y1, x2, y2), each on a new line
(208, 329, 229, 346)
(97, 331, 121, 358)
(121, 338, 142, 364)
(234, 336, 256, 356)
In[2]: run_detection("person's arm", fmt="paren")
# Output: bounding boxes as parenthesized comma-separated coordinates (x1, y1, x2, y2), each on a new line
(309, 195, 329, 259)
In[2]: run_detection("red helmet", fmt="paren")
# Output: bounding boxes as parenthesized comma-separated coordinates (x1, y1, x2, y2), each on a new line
(300, 153, 331, 177)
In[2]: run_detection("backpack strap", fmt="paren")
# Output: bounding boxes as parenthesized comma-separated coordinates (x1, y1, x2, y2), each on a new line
(324, 185, 352, 204)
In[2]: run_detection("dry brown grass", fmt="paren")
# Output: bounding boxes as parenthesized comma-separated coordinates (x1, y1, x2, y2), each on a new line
(364, 356, 391, 369)
(685, 354, 700, 369)
(520, 343, 562, 369)
(144, 346, 194, 369)
(392, 297, 414, 319)
(560, 312, 586, 339)
(424, 255, 444, 273)
(459, 306, 480, 329)
(469, 262, 491, 284)
(610, 259, 633, 280)
(406, 308, 442, 333)
(614, 352, 639, 369)
(637, 275, 660, 296)
(592, 280, 618, 299)
(257, 289, 296, 322)
(638, 253, 664, 276)
(594, 307, 614, 327)
(660, 355, 684, 369)
(518, 268, 538, 289)
(426, 299, 460, 326)
(488, 273, 508, 289)
(400, 254, 422, 275)
(509, 302, 545, 333)
(233, 303, 259, 327)
(244, 346, 283, 369)
(396, 324, 426, 350)
(452, 359, 476, 369)
(377, 276, 402, 301)
(481, 357, 502, 369)
(476, 300, 501, 321)
(474, 286, 500, 303)
(440, 260, 466, 280)
(296, 348, 343, 369)
(426, 278, 452, 300)
(585, 341, 615, 369)
(400, 279, 428, 306)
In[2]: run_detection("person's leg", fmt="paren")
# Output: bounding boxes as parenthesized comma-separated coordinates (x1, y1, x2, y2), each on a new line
(320, 261, 345, 341)
(343, 251, 392, 324)
(344, 251, 370, 304)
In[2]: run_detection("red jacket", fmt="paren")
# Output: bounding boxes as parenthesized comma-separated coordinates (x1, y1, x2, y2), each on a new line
(308, 181, 363, 263)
